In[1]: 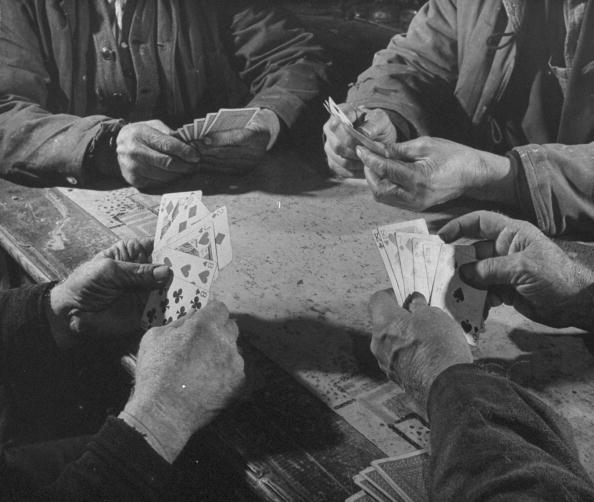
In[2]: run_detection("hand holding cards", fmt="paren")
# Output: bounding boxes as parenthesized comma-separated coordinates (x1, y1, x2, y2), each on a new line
(324, 97, 386, 156)
(373, 218, 487, 345)
(171, 108, 260, 144)
(141, 191, 232, 330)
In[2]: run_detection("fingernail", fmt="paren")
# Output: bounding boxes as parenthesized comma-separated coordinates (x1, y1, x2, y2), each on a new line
(153, 265, 171, 282)
(355, 146, 364, 157)
(203, 137, 212, 146)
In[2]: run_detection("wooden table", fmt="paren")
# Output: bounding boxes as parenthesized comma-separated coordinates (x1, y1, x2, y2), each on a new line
(2, 150, 594, 500)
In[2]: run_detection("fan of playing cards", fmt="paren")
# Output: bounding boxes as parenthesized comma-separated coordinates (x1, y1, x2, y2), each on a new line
(373, 219, 487, 345)
(324, 97, 386, 156)
(348, 450, 430, 502)
(171, 108, 260, 144)
(141, 191, 232, 330)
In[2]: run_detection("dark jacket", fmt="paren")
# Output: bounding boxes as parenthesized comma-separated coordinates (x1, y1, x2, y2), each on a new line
(0, 0, 329, 188)
(348, 0, 594, 237)
(0, 284, 173, 501)
(429, 365, 594, 501)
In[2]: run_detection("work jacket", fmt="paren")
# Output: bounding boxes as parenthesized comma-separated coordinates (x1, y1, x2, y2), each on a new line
(0, 0, 328, 188)
(348, 0, 594, 236)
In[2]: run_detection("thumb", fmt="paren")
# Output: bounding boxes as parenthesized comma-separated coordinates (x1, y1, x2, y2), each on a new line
(459, 254, 521, 290)
(108, 261, 172, 290)
(204, 128, 253, 147)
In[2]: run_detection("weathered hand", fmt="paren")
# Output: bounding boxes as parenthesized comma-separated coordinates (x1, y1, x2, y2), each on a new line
(117, 120, 200, 188)
(197, 109, 277, 175)
(121, 302, 245, 462)
(48, 254, 171, 347)
(97, 237, 153, 263)
(369, 290, 472, 410)
(357, 136, 515, 210)
(439, 211, 594, 329)
(323, 104, 396, 177)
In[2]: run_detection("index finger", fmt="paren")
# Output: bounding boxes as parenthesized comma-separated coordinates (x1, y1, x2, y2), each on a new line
(369, 289, 405, 328)
(438, 211, 515, 243)
(144, 131, 201, 164)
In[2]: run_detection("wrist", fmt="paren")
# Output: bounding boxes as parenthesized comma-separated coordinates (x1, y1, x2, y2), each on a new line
(467, 152, 518, 206)
(121, 398, 192, 464)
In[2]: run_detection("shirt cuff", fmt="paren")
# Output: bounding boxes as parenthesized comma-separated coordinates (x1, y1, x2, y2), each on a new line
(507, 148, 542, 230)
(247, 88, 305, 130)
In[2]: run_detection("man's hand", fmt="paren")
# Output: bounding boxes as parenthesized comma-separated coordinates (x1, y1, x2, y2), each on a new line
(48, 244, 171, 347)
(121, 302, 245, 463)
(439, 211, 594, 329)
(370, 290, 472, 410)
(117, 120, 200, 188)
(97, 237, 153, 263)
(357, 136, 516, 210)
(197, 109, 279, 175)
(323, 104, 396, 178)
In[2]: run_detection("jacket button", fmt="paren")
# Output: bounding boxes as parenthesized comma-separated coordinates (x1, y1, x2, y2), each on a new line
(100, 47, 116, 61)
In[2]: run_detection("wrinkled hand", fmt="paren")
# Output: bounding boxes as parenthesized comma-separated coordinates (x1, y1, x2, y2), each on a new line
(439, 211, 594, 329)
(48, 245, 171, 347)
(370, 290, 472, 410)
(357, 136, 514, 210)
(323, 104, 396, 177)
(97, 237, 153, 263)
(197, 109, 277, 175)
(121, 302, 245, 462)
(117, 120, 200, 188)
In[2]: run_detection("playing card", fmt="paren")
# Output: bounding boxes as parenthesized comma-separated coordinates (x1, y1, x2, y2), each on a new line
(154, 194, 185, 245)
(372, 451, 430, 502)
(422, 242, 442, 302)
(430, 244, 487, 344)
(401, 234, 441, 299)
(354, 474, 392, 502)
(377, 230, 405, 303)
(210, 206, 232, 270)
(193, 118, 206, 140)
(183, 124, 194, 142)
(156, 191, 209, 250)
(169, 221, 216, 262)
(141, 275, 210, 330)
(360, 467, 403, 502)
(200, 112, 218, 138)
(153, 247, 216, 290)
(203, 108, 259, 136)
(373, 229, 404, 304)
(324, 97, 386, 156)
(412, 239, 430, 300)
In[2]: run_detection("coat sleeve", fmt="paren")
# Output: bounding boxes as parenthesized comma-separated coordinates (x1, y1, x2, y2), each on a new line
(346, 0, 459, 139)
(0, 283, 61, 386)
(510, 143, 594, 236)
(224, 1, 330, 129)
(428, 364, 594, 501)
(0, 419, 174, 501)
(0, 1, 118, 187)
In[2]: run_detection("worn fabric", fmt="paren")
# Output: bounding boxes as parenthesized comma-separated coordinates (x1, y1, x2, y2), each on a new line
(0, 0, 329, 188)
(0, 284, 173, 500)
(429, 364, 594, 501)
(348, 0, 594, 237)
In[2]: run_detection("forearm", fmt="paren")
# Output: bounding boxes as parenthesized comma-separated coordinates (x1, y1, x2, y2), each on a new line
(510, 142, 594, 237)
(230, 3, 330, 128)
(31, 418, 174, 501)
(0, 98, 117, 187)
(428, 364, 594, 501)
(0, 284, 62, 385)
